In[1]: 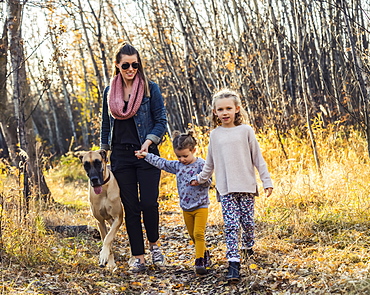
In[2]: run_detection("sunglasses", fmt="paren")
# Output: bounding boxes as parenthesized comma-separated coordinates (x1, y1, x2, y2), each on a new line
(121, 62, 139, 70)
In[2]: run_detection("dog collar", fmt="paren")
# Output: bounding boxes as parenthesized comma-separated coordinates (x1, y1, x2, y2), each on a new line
(103, 172, 111, 185)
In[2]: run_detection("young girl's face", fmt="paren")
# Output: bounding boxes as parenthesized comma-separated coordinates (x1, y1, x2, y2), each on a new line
(213, 97, 240, 128)
(175, 148, 196, 165)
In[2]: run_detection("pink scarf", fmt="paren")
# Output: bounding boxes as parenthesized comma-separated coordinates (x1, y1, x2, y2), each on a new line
(108, 74, 144, 120)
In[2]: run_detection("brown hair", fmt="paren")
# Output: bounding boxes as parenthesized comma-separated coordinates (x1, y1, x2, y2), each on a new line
(111, 42, 150, 97)
(211, 88, 248, 128)
(172, 130, 197, 151)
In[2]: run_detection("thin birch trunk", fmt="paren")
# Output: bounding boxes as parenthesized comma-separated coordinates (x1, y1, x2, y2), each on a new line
(47, 90, 65, 154)
(50, 33, 77, 144)
(294, 1, 321, 173)
(77, 0, 104, 96)
(342, 0, 370, 157)
(8, 0, 50, 204)
(86, 0, 110, 87)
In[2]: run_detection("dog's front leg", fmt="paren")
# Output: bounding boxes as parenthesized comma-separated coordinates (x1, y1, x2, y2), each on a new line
(97, 220, 111, 268)
(99, 215, 123, 269)
(97, 220, 108, 242)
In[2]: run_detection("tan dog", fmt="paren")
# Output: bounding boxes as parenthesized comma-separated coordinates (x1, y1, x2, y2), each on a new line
(80, 150, 123, 269)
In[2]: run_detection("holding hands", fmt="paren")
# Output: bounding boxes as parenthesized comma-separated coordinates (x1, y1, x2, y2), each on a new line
(135, 139, 152, 158)
(190, 180, 199, 186)
(192, 180, 273, 197)
(135, 150, 148, 159)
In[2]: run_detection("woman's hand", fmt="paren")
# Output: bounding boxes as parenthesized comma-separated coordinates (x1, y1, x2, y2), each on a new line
(264, 187, 273, 197)
(139, 139, 153, 153)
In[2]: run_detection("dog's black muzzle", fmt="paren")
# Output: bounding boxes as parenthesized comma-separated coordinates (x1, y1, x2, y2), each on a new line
(84, 160, 104, 187)
(89, 175, 103, 187)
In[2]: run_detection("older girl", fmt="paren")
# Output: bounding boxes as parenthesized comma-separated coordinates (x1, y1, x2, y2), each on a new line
(191, 89, 273, 282)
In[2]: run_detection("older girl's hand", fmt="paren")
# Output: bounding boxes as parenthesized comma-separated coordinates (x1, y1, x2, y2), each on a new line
(190, 180, 199, 186)
(264, 187, 273, 197)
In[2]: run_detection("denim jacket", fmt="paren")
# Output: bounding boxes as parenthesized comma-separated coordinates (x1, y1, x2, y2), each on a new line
(100, 81, 167, 150)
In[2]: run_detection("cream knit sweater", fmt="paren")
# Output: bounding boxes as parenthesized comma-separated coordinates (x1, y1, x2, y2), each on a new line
(196, 124, 273, 196)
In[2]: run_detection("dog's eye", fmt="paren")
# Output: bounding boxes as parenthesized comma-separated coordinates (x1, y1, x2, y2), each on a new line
(94, 159, 102, 170)
(84, 162, 91, 170)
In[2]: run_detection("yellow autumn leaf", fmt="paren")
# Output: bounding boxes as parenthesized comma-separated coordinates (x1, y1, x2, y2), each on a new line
(249, 264, 258, 270)
(356, 262, 365, 267)
(226, 62, 235, 71)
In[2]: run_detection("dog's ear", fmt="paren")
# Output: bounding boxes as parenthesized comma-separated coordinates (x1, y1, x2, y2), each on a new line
(76, 151, 86, 162)
(99, 149, 107, 162)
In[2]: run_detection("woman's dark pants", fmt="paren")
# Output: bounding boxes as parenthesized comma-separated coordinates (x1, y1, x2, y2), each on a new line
(111, 145, 161, 256)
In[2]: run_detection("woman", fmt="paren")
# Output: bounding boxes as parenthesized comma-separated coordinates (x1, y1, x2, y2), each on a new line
(100, 42, 167, 272)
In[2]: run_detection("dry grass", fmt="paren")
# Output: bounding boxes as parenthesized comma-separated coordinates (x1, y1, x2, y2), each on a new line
(1, 122, 370, 293)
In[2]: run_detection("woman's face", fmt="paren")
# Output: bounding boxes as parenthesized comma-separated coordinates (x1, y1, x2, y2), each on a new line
(116, 54, 139, 83)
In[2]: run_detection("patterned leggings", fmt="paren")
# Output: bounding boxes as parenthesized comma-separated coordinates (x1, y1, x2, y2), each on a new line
(220, 192, 255, 261)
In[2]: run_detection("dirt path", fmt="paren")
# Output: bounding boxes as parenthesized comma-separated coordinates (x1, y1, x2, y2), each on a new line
(1, 192, 369, 294)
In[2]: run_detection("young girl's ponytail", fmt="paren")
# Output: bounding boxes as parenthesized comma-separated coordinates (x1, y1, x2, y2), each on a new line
(172, 130, 197, 150)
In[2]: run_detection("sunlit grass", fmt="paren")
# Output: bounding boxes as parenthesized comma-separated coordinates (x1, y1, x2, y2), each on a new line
(1, 122, 370, 293)
(159, 123, 370, 279)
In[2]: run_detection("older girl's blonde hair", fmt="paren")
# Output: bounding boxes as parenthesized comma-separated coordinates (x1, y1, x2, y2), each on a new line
(211, 88, 248, 128)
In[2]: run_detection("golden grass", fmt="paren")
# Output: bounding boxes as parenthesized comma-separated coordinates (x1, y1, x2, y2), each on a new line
(159, 123, 370, 280)
(0, 121, 370, 292)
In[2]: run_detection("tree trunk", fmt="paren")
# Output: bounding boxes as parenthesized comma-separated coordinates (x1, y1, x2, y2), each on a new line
(77, 0, 104, 97)
(172, 0, 199, 127)
(86, 0, 110, 87)
(0, 15, 18, 162)
(28, 68, 55, 154)
(7, 0, 50, 205)
(269, 0, 289, 121)
(341, 0, 370, 157)
(294, 1, 321, 173)
(47, 90, 65, 154)
(105, 0, 132, 44)
(49, 33, 77, 145)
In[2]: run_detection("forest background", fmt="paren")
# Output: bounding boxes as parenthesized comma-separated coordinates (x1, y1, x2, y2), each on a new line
(1, 0, 370, 294)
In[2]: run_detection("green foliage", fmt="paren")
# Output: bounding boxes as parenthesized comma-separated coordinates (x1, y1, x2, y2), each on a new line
(52, 152, 87, 183)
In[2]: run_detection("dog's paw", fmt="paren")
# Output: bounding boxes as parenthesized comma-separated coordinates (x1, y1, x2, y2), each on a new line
(106, 261, 116, 270)
(99, 248, 110, 267)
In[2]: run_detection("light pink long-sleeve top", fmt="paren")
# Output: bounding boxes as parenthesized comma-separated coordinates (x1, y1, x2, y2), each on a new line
(196, 124, 273, 196)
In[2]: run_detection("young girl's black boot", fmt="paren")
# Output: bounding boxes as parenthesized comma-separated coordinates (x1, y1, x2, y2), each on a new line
(226, 261, 240, 282)
(195, 257, 207, 275)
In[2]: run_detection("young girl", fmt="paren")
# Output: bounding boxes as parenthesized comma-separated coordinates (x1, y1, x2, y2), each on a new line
(135, 131, 212, 274)
(190, 89, 273, 283)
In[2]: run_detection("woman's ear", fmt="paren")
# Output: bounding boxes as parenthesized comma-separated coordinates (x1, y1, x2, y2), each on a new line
(235, 106, 240, 113)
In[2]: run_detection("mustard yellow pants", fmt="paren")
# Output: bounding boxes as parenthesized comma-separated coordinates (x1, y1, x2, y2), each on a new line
(182, 207, 208, 258)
